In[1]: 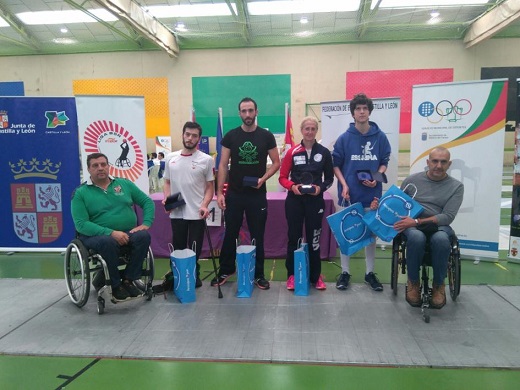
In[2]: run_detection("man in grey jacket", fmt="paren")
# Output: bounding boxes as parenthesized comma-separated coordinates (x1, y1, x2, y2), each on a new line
(395, 146, 464, 309)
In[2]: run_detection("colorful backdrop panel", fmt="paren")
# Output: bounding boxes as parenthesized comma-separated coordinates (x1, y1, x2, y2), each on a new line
(347, 69, 453, 134)
(0, 81, 24, 96)
(410, 79, 507, 259)
(0, 97, 80, 251)
(73, 78, 169, 138)
(192, 75, 291, 137)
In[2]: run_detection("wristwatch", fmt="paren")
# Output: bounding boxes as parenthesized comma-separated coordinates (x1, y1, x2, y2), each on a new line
(414, 219, 419, 226)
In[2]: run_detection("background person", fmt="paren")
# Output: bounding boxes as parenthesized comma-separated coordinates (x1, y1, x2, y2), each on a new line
(396, 146, 464, 309)
(71, 152, 155, 301)
(212, 97, 280, 290)
(332, 93, 391, 292)
(279, 116, 334, 290)
(163, 121, 215, 288)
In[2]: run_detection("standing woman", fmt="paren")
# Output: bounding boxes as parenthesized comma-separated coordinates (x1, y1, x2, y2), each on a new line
(279, 117, 334, 290)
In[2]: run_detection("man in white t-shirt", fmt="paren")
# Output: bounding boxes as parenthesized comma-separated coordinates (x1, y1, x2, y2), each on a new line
(163, 121, 215, 287)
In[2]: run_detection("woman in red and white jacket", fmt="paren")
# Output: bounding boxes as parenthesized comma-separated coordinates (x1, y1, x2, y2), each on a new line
(279, 117, 334, 290)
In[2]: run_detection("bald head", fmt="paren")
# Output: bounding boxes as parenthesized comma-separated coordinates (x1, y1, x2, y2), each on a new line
(429, 146, 450, 160)
(426, 147, 452, 181)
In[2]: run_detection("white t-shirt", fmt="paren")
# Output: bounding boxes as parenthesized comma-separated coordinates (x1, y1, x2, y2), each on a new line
(164, 150, 215, 220)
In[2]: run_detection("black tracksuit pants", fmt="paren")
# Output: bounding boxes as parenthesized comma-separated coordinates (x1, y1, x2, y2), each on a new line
(285, 193, 324, 284)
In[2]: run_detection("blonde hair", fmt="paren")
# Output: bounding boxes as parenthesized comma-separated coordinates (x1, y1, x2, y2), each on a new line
(300, 116, 319, 130)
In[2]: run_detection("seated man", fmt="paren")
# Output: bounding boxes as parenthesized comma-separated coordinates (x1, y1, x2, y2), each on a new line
(394, 146, 464, 309)
(71, 152, 155, 301)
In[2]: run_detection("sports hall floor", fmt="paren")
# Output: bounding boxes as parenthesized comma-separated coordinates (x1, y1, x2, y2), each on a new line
(1, 168, 519, 389)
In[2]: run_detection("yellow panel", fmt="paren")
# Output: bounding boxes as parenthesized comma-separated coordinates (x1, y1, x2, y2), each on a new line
(72, 78, 169, 138)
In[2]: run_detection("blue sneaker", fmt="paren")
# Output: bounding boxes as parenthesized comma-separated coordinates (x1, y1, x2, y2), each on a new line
(336, 272, 350, 290)
(365, 272, 383, 291)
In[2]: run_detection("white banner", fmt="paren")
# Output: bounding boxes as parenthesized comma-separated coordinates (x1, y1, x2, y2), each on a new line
(75, 96, 148, 193)
(410, 79, 508, 260)
(155, 136, 171, 155)
(321, 98, 401, 194)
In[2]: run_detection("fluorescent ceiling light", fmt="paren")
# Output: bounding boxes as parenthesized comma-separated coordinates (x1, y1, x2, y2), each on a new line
(147, 4, 236, 18)
(52, 37, 77, 44)
(17, 9, 117, 25)
(377, 0, 489, 8)
(248, 0, 360, 15)
(175, 22, 187, 32)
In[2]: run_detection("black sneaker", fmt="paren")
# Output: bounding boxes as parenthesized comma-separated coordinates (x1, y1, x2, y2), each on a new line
(195, 277, 202, 288)
(210, 273, 235, 286)
(112, 285, 130, 301)
(365, 272, 383, 291)
(254, 277, 270, 290)
(92, 271, 106, 291)
(336, 272, 350, 290)
(123, 279, 142, 297)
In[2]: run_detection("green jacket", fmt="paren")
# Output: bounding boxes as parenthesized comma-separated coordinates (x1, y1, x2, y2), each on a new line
(71, 177, 155, 236)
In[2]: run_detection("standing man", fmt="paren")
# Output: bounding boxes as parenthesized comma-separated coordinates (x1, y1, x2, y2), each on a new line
(212, 97, 281, 290)
(71, 152, 154, 301)
(332, 93, 391, 292)
(163, 121, 215, 288)
(396, 147, 463, 309)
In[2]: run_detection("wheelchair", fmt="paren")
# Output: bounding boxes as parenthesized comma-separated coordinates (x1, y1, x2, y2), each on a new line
(391, 230, 461, 323)
(64, 238, 154, 314)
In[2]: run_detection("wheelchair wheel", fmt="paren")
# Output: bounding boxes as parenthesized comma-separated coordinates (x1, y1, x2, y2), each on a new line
(97, 297, 105, 315)
(391, 236, 403, 296)
(134, 247, 155, 300)
(64, 239, 91, 307)
(448, 247, 461, 301)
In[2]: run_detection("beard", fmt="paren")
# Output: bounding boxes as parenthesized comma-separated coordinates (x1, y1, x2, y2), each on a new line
(183, 139, 197, 151)
(242, 116, 256, 126)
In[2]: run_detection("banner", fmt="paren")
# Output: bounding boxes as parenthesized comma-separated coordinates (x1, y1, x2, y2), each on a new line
(75, 96, 148, 193)
(321, 98, 400, 200)
(215, 108, 223, 169)
(508, 84, 520, 263)
(282, 103, 295, 158)
(155, 136, 171, 155)
(410, 79, 507, 260)
(0, 97, 80, 251)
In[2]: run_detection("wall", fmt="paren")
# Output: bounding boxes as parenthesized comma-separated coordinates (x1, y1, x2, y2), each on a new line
(0, 38, 517, 160)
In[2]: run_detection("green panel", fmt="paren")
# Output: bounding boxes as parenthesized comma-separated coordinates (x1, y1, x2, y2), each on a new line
(192, 75, 290, 137)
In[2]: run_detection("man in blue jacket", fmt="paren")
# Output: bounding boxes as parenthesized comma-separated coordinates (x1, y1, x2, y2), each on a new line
(332, 93, 391, 292)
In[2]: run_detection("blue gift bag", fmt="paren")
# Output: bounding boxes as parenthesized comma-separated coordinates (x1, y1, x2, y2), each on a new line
(170, 248, 197, 303)
(326, 201, 374, 256)
(294, 241, 310, 296)
(362, 184, 424, 242)
(236, 244, 256, 298)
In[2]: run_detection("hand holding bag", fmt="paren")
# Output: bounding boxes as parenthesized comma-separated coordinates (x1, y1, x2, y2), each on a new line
(294, 239, 310, 296)
(169, 243, 197, 303)
(326, 200, 374, 256)
(362, 184, 424, 242)
(236, 241, 256, 298)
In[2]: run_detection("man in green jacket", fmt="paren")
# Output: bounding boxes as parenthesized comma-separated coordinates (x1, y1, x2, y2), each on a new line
(71, 153, 155, 301)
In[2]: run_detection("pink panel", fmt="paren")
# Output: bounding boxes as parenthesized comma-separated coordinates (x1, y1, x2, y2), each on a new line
(347, 69, 454, 133)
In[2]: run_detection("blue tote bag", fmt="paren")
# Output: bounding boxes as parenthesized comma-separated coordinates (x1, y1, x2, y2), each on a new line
(326, 201, 374, 256)
(236, 244, 256, 298)
(170, 247, 197, 303)
(362, 184, 424, 242)
(294, 240, 310, 296)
